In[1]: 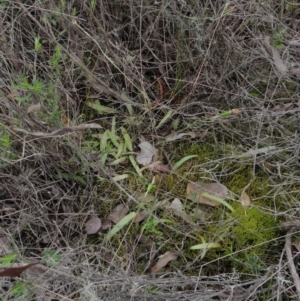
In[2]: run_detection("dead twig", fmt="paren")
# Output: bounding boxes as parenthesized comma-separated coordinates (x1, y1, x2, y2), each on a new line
(13, 123, 102, 138)
(285, 228, 300, 299)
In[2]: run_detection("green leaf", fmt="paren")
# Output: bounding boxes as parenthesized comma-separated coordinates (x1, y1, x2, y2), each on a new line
(116, 142, 124, 159)
(129, 155, 143, 177)
(109, 131, 120, 148)
(201, 192, 234, 212)
(100, 130, 110, 151)
(121, 127, 133, 152)
(109, 156, 127, 165)
(104, 212, 136, 242)
(190, 242, 221, 250)
(86, 100, 118, 114)
(172, 155, 197, 171)
(112, 174, 129, 181)
(101, 152, 108, 164)
(0, 253, 17, 266)
(155, 110, 173, 130)
(111, 116, 116, 134)
(59, 173, 86, 185)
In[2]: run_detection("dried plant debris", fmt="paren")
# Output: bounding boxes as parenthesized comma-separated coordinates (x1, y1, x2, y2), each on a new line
(13, 123, 102, 137)
(135, 234, 156, 263)
(107, 202, 130, 224)
(0, 262, 39, 278)
(261, 36, 288, 75)
(85, 216, 102, 234)
(136, 141, 156, 166)
(169, 198, 196, 225)
(186, 182, 228, 207)
(100, 219, 112, 231)
(240, 191, 251, 209)
(140, 161, 172, 173)
(134, 210, 149, 223)
(165, 131, 209, 142)
(150, 251, 178, 274)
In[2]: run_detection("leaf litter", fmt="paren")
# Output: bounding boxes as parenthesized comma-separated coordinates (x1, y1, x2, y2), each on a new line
(136, 141, 156, 166)
(85, 216, 102, 234)
(186, 182, 228, 207)
(241, 191, 251, 209)
(107, 201, 130, 224)
(169, 198, 196, 225)
(0, 262, 39, 278)
(150, 251, 178, 274)
(261, 36, 288, 75)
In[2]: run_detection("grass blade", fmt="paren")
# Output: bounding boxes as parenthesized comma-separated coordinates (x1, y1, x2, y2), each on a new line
(129, 155, 143, 178)
(104, 212, 136, 242)
(155, 110, 173, 130)
(201, 192, 234, 212)
(190, 242, 221, 250)
(121, 127, 133, 152)
(172, 155, 197, 171)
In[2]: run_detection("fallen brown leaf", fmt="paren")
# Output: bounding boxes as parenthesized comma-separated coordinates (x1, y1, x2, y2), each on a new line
(134, 210, 149, 223)
(241, 191, 251, 209)
(27, 103, 41, 114)
(140, 161, 171, 173)
(0, 262, 39, 278)
(186, 182, 228, 207)
(100, 219, 112, 231)
(169, 198, 195, 225)
(136, 141, 156, 166)
(61, 113, 73, 127)
(85, 216, 102, 234)
(107, 202, 129, 224)
(150, 251, 178, 274)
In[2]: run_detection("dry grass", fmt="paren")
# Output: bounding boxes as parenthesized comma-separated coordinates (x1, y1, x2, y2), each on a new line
(0, 0, 300, 300)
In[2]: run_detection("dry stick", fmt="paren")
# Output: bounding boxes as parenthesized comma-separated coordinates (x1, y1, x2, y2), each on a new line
(285, 229, 300, 299)
(13, 123, 102, 138)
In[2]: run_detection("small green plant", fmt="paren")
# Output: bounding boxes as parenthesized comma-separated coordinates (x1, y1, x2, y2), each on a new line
(141, 217, 163, 236)
(271, 28, 286, 50)
(9, 281, 28, 301)
(90, 0, 96, 10)
(34, 37, 42, 52)
(0, 253, 17, 266)
(50, 44, 63, 72)
(243, 253, 265, 275)
(42, 249, 61, 267)
(0, 129, 13, 160)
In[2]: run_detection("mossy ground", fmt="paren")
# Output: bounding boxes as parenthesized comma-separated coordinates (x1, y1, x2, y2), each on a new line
(119, 139, 285, 277)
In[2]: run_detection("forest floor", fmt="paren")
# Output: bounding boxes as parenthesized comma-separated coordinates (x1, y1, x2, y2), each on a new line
(1, 1, 300, 300)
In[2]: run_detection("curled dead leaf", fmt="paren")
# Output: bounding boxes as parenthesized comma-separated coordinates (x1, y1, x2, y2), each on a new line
(85, 216, 102, 234)
(241, 191, 251, 209)
(186, 182, 228, 207)
(169, 198, 195, 225)
(150, 251, 178, 274)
